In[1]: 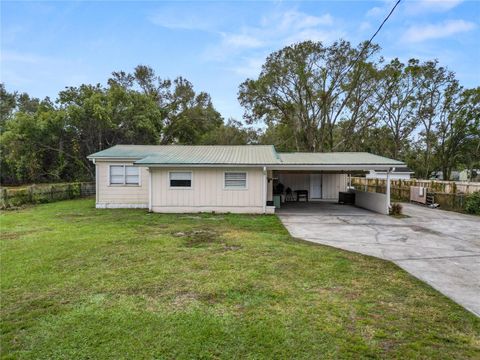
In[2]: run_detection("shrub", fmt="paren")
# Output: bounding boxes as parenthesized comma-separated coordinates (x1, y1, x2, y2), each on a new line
(390, 203, 403, 216)
(465, 191, 480, 215)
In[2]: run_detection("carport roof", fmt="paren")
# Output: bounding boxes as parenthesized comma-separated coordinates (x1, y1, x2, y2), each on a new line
(277, 152, 404, 166)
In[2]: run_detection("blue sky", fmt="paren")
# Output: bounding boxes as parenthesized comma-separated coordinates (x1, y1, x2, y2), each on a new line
(1, 0, 479, 121)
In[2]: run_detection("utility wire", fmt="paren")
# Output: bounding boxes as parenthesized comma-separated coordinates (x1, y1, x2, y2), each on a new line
(338, 0, 402, 84)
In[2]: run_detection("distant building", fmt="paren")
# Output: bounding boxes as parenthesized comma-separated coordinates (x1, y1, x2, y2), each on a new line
(366, 167, 414, 180)
(431, 170, 480, 182)
(459, 169, 480, 182)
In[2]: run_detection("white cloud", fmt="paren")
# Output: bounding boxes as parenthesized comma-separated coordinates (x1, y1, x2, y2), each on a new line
(148, 3, 224, 31)
(402, 19, 476, 42)
(406, 0, 463, 14)
(359, 21, 371, 31)
(278, 10, 333, 30)
(366, 6, 384, 17)
(0, 50, 50, 64)
(204, 9, 338, 62)
(284, 29, 345, 46)
(231, 57, 265, 77)
(149, 13, 212, 31)
(222, 33, 264, 49)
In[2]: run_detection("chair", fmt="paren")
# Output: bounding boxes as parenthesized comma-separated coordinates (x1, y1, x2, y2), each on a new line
(285, 187, 295, 202)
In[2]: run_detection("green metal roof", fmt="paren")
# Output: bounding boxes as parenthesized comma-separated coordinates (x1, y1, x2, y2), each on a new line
(88, 145, 280, 165)
(277, 152, 404, 165)
(88, 145, 404, 167)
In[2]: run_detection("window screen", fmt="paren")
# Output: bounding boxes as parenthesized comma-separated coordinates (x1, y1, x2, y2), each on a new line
(224, 172, 247, 188)
(170, 172, 192, 187)
(125, 166, 139, 184)
(109, 165, 139, 185)
(110, 165, 125, 184)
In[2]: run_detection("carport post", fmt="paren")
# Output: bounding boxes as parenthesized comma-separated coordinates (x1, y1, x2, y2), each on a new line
(386, 167, 395, 212)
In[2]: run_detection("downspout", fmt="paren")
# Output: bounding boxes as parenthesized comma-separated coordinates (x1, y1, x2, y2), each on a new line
(262, 166, 267, 214)
(93, 159, 99, 207)
(148, 168, 152, 212)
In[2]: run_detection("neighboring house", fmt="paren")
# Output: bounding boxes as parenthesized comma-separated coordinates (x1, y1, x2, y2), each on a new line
(366, 167, 414, 180)
(459, 169, 480, 182)
(87, 145, 404, 214)
(430, 171, 461, 181)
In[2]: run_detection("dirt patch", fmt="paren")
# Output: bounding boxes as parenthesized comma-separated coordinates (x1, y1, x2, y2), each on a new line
(57, 213, 95, 222)
(171, 291, 199, 309)
(136, 224, 169, 237)
(198, 292, 226, 304)
(173, 229, 220, 247)
(117, 284, 168, 297)
(222, 244, 242, 251)
(0, 230, 37, 240)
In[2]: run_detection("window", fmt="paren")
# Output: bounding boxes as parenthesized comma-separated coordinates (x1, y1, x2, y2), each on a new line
(170, 172, 192, 188)
(109, 165, 139, 185)
(224, 172, 247, 189)
(125, 166, 139, 184)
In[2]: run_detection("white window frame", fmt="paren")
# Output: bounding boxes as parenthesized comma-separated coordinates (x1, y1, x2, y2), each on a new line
(168, 171, 193, 189)
(223, 171, 248, 190)
(109, 164, 141, 186)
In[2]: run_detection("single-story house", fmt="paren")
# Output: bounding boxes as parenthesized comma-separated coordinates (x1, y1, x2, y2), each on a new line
(366, 167, 414, 180)
(87, 145, 405, 215)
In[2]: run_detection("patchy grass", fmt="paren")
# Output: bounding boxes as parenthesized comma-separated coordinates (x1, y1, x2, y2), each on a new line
(1, 199, 479, 359)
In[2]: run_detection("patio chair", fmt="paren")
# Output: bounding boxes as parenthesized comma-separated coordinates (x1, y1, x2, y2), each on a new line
(285, 187, 295, 202)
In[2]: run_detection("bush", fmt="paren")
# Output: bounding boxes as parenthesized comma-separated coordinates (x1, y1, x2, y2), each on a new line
(465, 191, 480, 215)
(389, 203, 403, 216)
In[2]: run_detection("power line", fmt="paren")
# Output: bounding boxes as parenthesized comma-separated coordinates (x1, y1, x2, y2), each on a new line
(339, 0, 402, 84)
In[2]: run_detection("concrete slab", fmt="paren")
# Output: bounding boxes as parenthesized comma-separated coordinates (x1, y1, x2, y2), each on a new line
(277, 202, 480, 316)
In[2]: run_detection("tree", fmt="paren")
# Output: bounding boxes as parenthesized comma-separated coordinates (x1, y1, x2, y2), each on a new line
(415, 60, 457, 178)
(238, 40, 382, 152)
(0, 66, 225, 185)
(375, 58, 420, 159)
(436, 87, 480, 180)
(200, 119, 258, 145)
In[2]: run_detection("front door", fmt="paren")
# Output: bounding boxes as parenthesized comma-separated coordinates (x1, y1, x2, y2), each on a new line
(310, 174, 322, 199)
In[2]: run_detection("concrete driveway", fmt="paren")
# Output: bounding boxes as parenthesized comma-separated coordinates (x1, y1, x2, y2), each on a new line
(278, 202, 480, 316)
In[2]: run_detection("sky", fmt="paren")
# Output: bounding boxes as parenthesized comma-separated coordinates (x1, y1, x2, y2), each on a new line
(1, 0, 479, 121)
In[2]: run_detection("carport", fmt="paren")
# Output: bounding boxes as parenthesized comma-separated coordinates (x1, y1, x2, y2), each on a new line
(267, 152, 405, 214)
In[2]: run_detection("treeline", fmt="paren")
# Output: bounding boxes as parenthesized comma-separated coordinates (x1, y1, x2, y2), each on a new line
(239, 40, 479, 180)
(0, 68, 257, 184)
(1, 40, 479, 185)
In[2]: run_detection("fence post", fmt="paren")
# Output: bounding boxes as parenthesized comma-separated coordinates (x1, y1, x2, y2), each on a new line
(1, 188, 8, 208)
(28, 186, 34, 203)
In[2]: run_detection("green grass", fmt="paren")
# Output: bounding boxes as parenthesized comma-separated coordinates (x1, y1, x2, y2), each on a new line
(1, 199, 479, 359)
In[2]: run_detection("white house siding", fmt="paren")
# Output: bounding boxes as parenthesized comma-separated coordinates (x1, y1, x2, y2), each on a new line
(321, 174, 347, 199)
(96, 161, 149, 208)
(150, 167, 265, 213)
(277, 173, 347, 200)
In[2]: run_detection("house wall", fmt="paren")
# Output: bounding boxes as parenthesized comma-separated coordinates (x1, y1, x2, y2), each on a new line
(353, 189, 389, 214)
(150, 167, 266, 213)
(277, 173, 347, 200)
(96, 161, 149, 208)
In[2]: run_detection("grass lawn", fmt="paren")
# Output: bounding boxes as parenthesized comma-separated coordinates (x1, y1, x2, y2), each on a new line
(1, 199, 479, 359)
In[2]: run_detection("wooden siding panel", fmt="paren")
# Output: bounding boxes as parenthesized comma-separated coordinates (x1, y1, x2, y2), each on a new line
(151, 167, 264, 209)
(96, 162, 149, 205)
